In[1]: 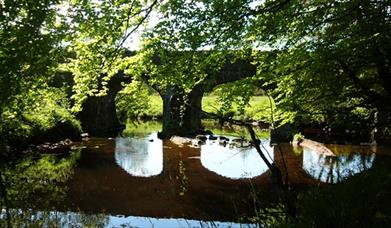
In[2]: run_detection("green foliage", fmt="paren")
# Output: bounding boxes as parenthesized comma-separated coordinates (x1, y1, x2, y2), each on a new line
(293, 133, 304, 142)
(118, 92, 273, 123)
(0, 0, 68, 110)
(212, 79, 258, 114)
(64, 0, 157, 112)
(0, 88, 80, 146)
(152, 0, 253, 50)
(147, 94, 164, 118)
(203, 95, 273, 123)
(116, 81, 153, 120)
(202, 119, 270, 139)
(116, 81, 163, 120)
(148, 0, 391, 141)
(0, 0, 81, 147)
(1, 0, 390, 145)
(254, 0, 391, 138)
(243, 204, 288, 228)
(129, 43, 229, 93)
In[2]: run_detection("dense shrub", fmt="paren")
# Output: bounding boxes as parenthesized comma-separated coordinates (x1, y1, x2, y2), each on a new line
(0, 88, 81, 148)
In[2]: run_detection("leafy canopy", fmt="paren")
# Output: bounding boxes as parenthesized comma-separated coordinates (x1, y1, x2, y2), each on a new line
(0, 0, 68, 109)
(147, 0, 391, 129)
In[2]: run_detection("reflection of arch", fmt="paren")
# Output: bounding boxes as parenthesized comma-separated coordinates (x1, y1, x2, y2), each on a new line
(302, 148, 375, 183)
(115, 132, 273, 180)
(200, 139, 273, 179)
(67, 136, 271, 220)
(114, 133, 163, 177)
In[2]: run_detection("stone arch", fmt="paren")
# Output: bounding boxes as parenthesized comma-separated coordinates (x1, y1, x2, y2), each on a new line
(157, 59, 257, 138)
(77, 55, 257, 137)
(77, 72, 131, 136)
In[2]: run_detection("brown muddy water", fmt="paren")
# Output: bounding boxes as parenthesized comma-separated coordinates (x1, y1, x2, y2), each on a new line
(1, 121, 390, 227)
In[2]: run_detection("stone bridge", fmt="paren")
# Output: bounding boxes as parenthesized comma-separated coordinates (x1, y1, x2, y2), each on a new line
(78, 56, 257, 137)
(77, 72, 131, 136)
(155, 58, 257, 138)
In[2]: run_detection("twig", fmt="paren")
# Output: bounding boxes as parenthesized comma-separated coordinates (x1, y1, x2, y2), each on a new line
(266, 92, 275, 128)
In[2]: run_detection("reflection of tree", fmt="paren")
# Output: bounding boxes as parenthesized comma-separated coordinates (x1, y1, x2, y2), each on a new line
(304, 149, 375, 183)
(0, 168, 11, 228)
(61, 211, 109, 227)
(115, 135, 163, 177)
(4, 153, 79, 207)
(0, 210, 109, 227)
(239, 148, 250, 160)
(0, 150, 109, 227)
(116, 137, 149, 173)
(297, 155, 391, 228)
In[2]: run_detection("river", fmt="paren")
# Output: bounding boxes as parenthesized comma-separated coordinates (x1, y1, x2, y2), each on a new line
(1, 121, 390, 227)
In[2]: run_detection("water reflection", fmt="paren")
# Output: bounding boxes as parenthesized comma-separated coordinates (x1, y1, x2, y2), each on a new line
(66, 135, 270, 223)
(0, 210, 255, 228)
(0, 151, 81, 227)
(302, 148, 376, 183)
(114, 133, 163, 177)
(200, 139, 274, 179)
(3, 119, 390, 227)
(0, 209, 109, 227)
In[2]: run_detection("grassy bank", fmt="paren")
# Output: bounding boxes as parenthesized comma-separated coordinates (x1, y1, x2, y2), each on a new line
(202, 95, 273, 123)
(126, 95, 273, 123)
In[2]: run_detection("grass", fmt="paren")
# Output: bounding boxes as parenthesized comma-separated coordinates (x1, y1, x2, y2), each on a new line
(122, 121, 162, 137)
(203, 95, 273, 123)
(147, 95, 164, 118)
(202, 119, 270, 139)
(144, 95, 274, 123)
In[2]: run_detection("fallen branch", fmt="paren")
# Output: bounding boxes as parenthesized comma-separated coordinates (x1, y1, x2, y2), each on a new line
(299, 139, 335, 156)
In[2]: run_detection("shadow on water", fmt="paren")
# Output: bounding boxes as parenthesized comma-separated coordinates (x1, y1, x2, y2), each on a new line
(1, 121, 391, 227)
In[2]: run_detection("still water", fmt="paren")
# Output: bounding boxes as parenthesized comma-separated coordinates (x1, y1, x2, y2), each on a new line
(0, 121, 388, 227)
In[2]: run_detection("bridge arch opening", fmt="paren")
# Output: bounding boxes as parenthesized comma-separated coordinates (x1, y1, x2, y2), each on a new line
(77, 58, 257, 138)
(157, 59, 257, 139)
